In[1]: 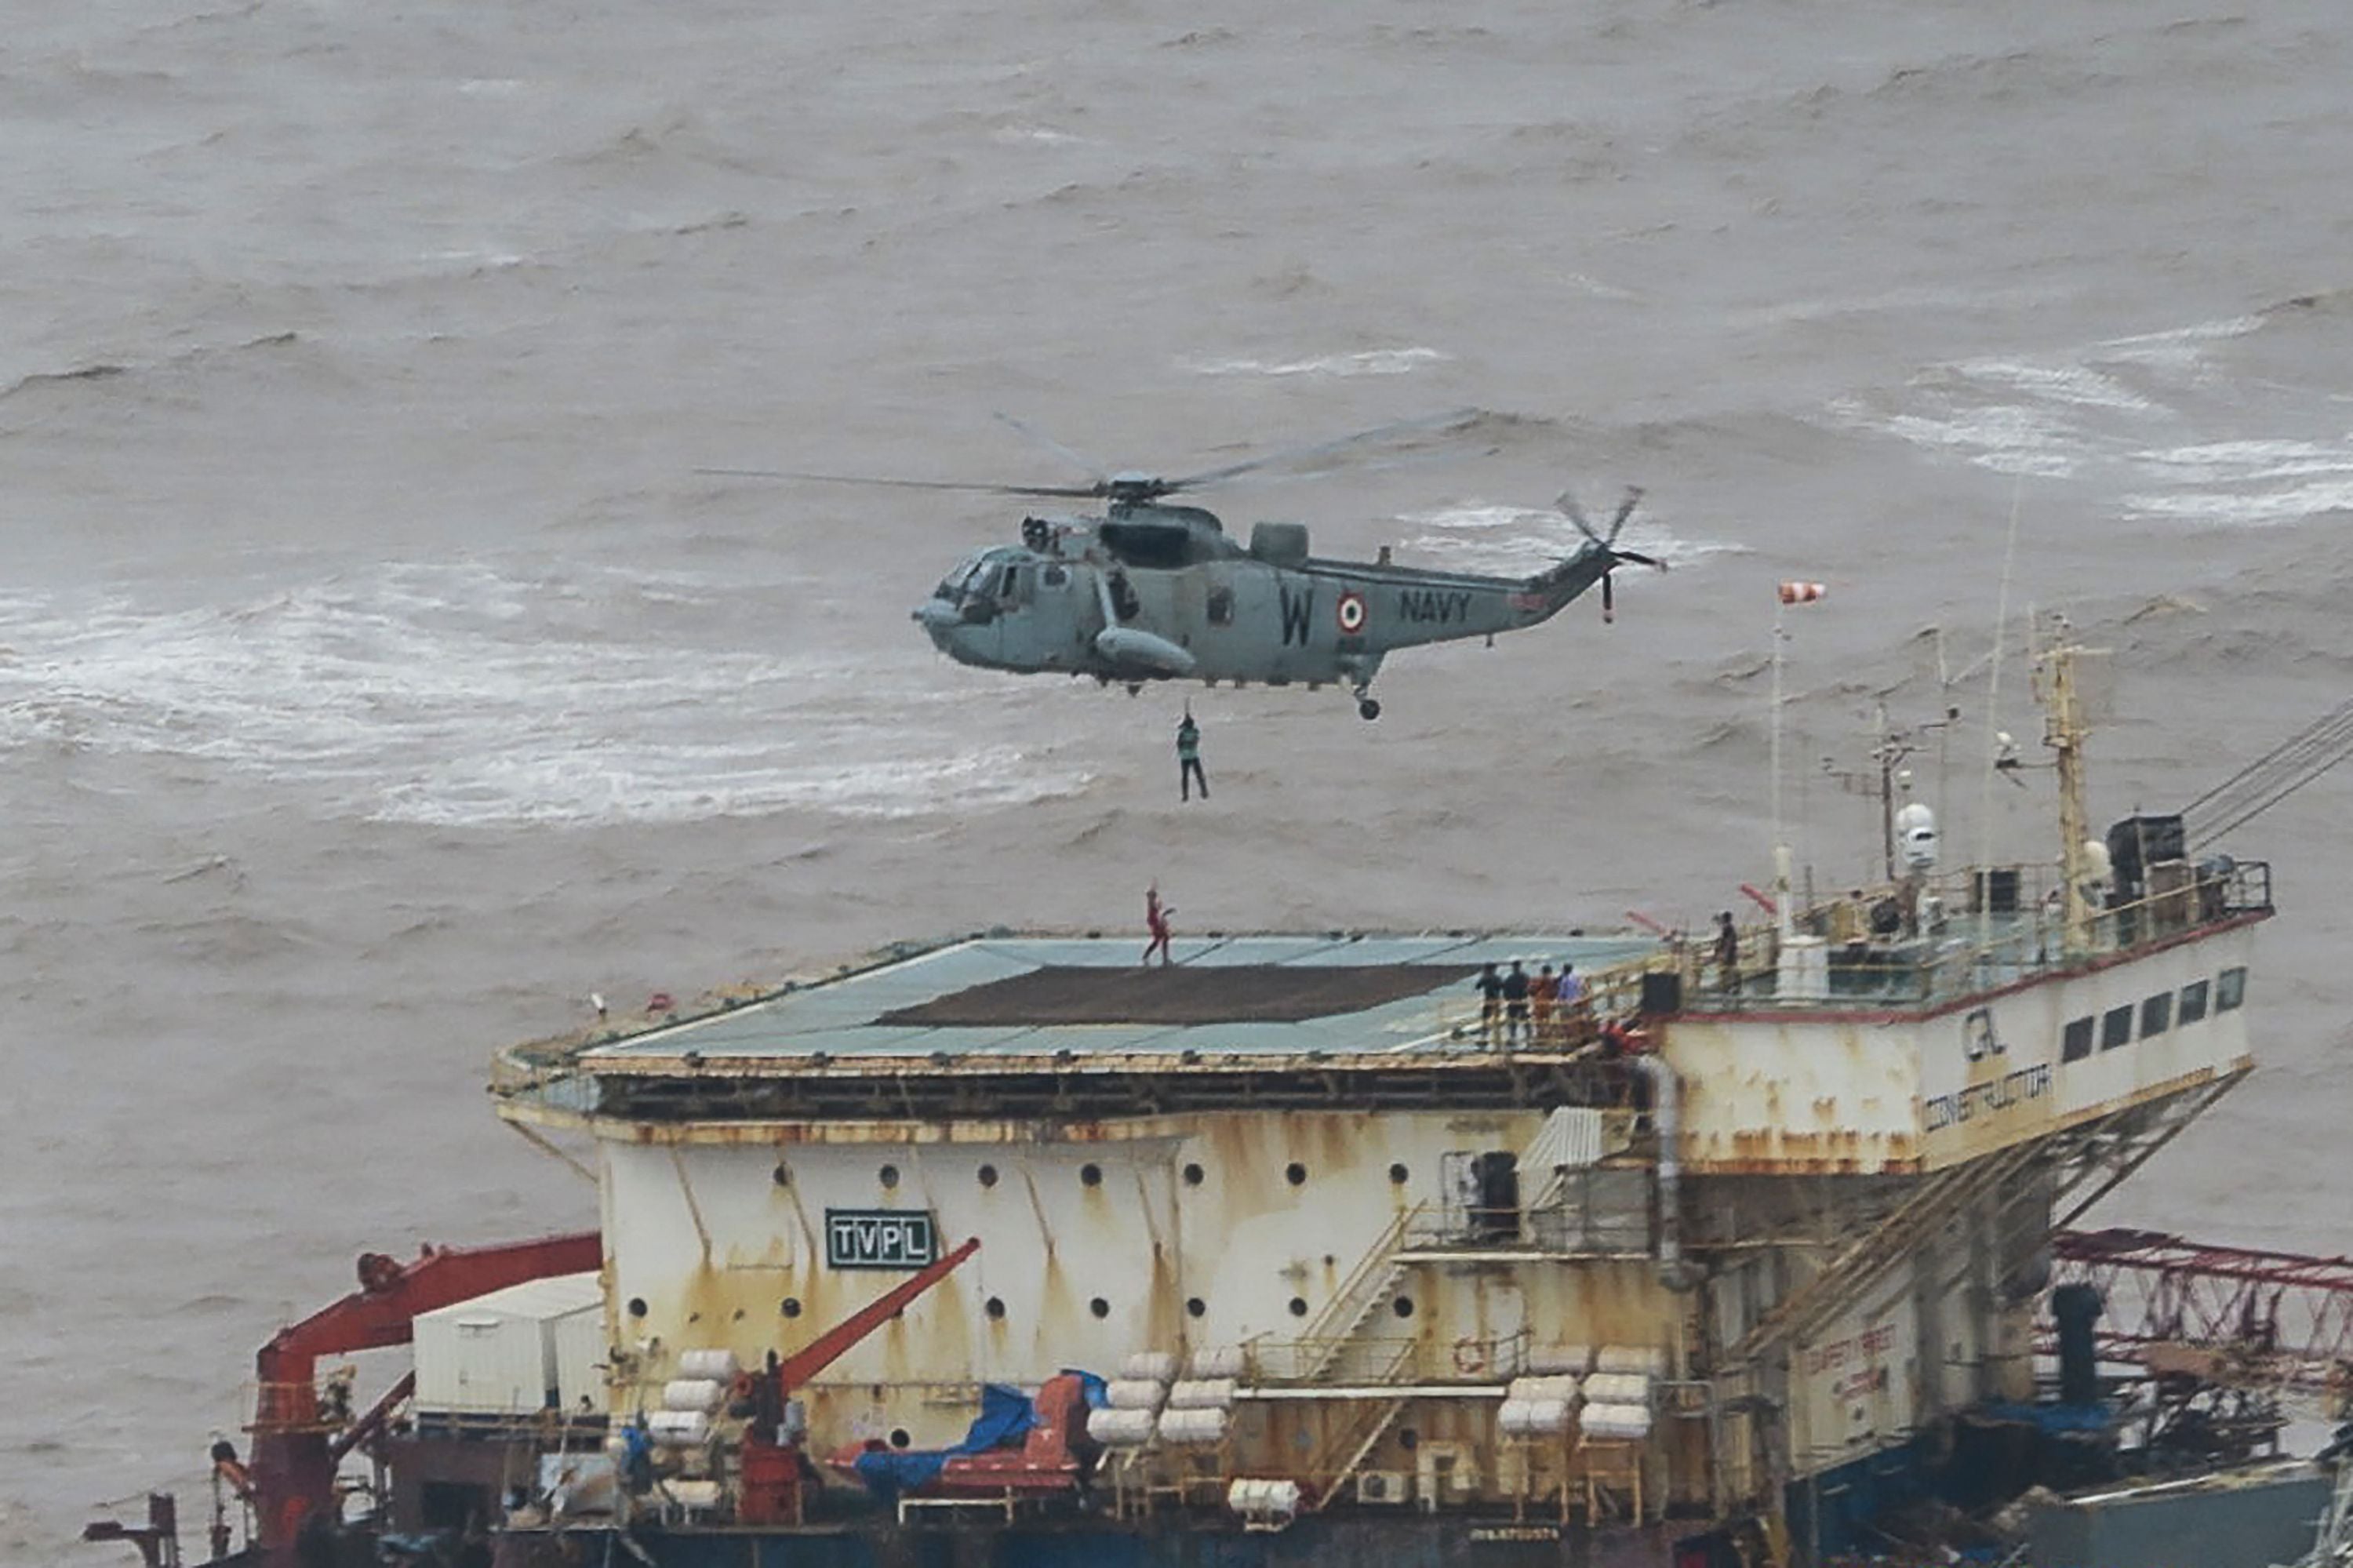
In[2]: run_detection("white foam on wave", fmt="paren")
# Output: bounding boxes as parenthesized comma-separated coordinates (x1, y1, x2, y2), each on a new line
(1950, 358, 2155, 414)
(2122, 432, 2353, 528)
(2120, 475, 2353, 527)
(1865, 402, 2089, 478)
(420, 249, 527, 271)
(993, 124, 1086, 146)
(1179, 347, 1449, 378)
(2090, 315, 2264, 369)
(0, 562, 1096, 828)
(2131, 438, 2353, 484)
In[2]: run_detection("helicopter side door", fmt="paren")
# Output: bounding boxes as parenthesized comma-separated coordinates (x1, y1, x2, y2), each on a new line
(1013, 558, 1091, 671)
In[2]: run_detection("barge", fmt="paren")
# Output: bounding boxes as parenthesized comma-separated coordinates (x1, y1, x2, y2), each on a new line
(86, 636, 2322, 1568)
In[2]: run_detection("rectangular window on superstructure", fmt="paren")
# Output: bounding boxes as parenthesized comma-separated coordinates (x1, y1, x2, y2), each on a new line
(2140, 993, 2172, 1037)
(2062, 1017, 2095, 1062)
(2100, 1005, 2134, 1051)
(2179, 979, 2210, 1022)
(2217, 966, 2248, 1011)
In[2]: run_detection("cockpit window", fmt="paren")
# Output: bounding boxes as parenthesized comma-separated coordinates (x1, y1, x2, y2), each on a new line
(935, 553, 993, 601)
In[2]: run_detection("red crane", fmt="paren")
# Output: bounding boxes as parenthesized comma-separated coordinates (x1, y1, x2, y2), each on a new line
(2052, 1227, 2353, 1397)
(734, 1236, 983, 1524)
(246, 1231, 602, 1565)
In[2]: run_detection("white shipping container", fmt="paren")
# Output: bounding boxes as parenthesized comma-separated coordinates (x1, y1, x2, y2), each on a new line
(552, 1296, 609, 1416)
(414, 1273, 604, 1416)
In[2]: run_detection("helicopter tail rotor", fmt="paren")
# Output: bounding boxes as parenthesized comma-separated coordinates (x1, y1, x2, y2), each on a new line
(1555, 486, 1665, 624)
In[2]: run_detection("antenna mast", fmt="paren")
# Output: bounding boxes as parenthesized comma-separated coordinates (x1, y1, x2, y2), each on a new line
(2038, 623, 2096, 955)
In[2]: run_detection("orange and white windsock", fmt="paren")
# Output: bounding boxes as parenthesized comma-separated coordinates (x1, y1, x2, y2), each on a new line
(1778, 580, 1827, 605)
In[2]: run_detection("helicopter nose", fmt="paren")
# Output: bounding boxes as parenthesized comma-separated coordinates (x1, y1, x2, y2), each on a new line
(914, 599, 959, 630)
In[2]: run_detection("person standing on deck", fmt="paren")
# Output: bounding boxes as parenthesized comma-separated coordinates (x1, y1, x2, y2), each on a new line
(1475, 962, 1504, 1042)
(1176, 708, 1209, 802)
(1530, 964, 1560, 1044)
(1502, 960, 1531, 1045)
(1557, 962, 1587, 1040)
(1143, 885, 1175, 966)
(1713, 911, 1741, 994)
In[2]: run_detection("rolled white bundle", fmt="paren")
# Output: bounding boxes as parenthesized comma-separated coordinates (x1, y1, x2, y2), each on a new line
(1121, 1351, 1180, 1383)
(1498, 1396, 1574, 1435)
(645, 1410, 710, 1446)
(676, 1349, 740, 1382)
(1580, 1402, 1653, 1440)
(1104, 1378, 1168, 1411)
(1158, 1406, 1231, 1445)
(1505, 1374, 1581, 1403)
(1581, 1373, 1653, 1407)
(1593, 1344, 1667, 1377)
(1166, 1377, 1237, 1410)
(1188, 1345, 1246, 1379)
(660, 1378, 726, 1413)
(1087, 1407, 1158, 1446)
(1226, 1478, 1301, 1519)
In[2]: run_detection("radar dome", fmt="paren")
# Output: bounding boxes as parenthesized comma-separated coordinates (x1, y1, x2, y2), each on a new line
(1896, 802, 1939, 872)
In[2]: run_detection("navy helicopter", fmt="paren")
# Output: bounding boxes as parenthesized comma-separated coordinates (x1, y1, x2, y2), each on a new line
(722, 412, 1664, 720)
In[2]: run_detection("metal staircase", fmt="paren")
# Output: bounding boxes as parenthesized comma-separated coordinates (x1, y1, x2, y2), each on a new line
(1305, 1396, 1410, 1512)
(1724, 1137, 2047, 1369)
(1299, 1202, 1426, 1381)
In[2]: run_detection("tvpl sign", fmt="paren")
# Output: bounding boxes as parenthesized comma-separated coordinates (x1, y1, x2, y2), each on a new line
(824, 1209, 940, 1271)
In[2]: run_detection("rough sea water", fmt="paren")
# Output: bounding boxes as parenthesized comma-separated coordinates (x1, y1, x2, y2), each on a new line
(5, 1, 2351, 1559)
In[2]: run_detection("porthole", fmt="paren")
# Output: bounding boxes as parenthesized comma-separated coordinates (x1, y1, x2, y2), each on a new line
(1089, 1297, 1111, 1319)
(772, 1162, 791, 1187)
(977, 1163, 999, 1188)
(879, 1163, 900, 1188)
(1288, 1297, 1308, 1318)
(1388, 1162, 1409, 1185)
(1081, 1162, 1104, 1188)
(1286, 1162, 1308, 1187)
(1186, 1297, 1206, 1319)
(985, 1297, 1006, 1320)
(1398, 1427, 1420, 1450)
(781, 1297, 802, 1319)
(627, 1297, 648, 1319)
(1392, 1296, 1416, 1319)
(889, 1428, 911, 1450)
(1182, 1162, 1206, 1187)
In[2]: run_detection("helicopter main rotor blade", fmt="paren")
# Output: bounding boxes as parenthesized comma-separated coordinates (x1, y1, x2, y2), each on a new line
(1555, 490, 1608, 551)
(696, 467, 1100, 499)
(1161, 406, 1483, 493)
(1606, 486, 1644, 543)
(992, 413, 1110, 484)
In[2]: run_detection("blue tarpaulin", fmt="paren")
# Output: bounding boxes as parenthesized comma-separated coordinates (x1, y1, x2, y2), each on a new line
(853, 1382, 1038, 1499)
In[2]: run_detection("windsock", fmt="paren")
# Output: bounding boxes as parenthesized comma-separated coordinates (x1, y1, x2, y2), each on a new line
(1777, 581, 1827, 605)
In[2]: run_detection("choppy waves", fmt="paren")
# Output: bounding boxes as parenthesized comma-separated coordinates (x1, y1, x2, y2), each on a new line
(0, 563, 1099, 827)
(1824, 297, 2353, 526)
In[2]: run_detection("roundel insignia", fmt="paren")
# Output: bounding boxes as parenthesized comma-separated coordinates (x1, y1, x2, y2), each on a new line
(1336, 591, 1368, 635)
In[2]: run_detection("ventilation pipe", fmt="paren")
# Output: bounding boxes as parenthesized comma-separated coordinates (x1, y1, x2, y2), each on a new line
(1633, 1055, 1697, 1292)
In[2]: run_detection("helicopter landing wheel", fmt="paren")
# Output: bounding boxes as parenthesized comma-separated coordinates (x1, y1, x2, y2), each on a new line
(1357, 696, 1381, 722)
